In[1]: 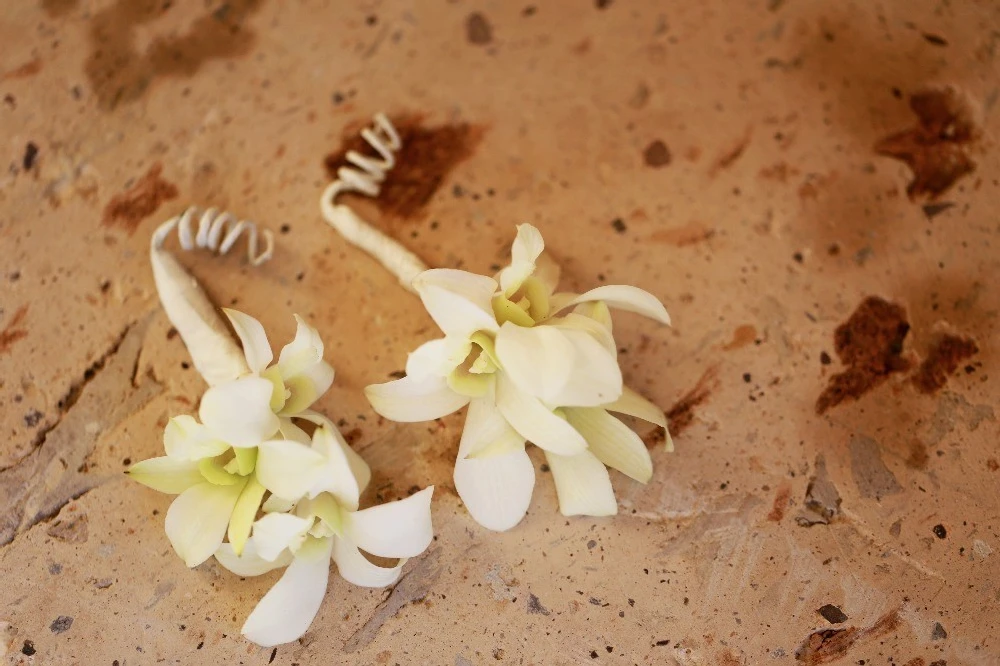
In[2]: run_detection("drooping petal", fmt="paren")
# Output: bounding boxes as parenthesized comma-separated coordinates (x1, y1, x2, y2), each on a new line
(551, 285, 671, 325)
(199, 376, 280, 447)
(544, 450, 618, 517)
(332, 538, 404, 587)
(228, 476, 268, 556)
(404, 337, 468, 380)
(163, 415, 230, 461)
(307, 426, 362, 510)
(165, 480, 248, 567)
(454, 448, 535, 531)
(276, 314, 325, 381)
(564, 408, 652, 483)
(256, 439, 326, 500)
(297, 410, 372, 495)
(223, 309, 273, 374)
(126, 457, 203, 494)
(413, 269, 499, 337)
(604, 386, 666, 427)
(250, 512, 313, 561)
(494, 322, 574, 403)
(498, 224, 545, 296)
(342, 487, 434, 559)
(545, 327, 623, 407)
(241, 536, 334, 647)
(364, 375, 470, 422)
(458, 395, 524, 460)
(495, 373, 587, 456)
(280, 360, 335, 416)
(215, 541, 294, 577)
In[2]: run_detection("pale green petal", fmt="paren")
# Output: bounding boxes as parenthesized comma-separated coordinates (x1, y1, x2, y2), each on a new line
(163, 415, 230, 461)
(342, 487, 434, 559)
(198, 458, 242, 485)
(365, 375, 469, 422)
(492, 293, 535, 327)
(494, 372, 587, 456)
(126, 457, 202, 495)
(277, 417, 311, 445)
(603, 386, 667, 428)
(565, 408, 652, 483)
(223, 308, 273, 374)
(233, 447, 258, 476)
(165, 480, 248, 567)
(241, 536, 334, 647)
(228, 476, 268, 556)
(332, 537, 404, 587)
(215, 541, 293, 577)
(199, 376, 280, 447)
(280, 360, 335, 416)
(544, 450, 618, 517)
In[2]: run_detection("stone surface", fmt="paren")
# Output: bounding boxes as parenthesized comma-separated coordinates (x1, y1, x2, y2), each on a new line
(1, 1, 998, 664)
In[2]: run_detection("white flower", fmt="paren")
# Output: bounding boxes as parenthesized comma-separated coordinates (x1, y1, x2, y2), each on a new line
(128, 310, 341, 566)
(366, 224, 672, 531)
(214, 456, 434, 647)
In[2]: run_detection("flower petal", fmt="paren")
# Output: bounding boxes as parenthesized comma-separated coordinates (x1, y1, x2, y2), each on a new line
(277, 314, 326, 380)
(163, 415, 230, 461)
(256, 439, 327, 500)
(165, 480, 248, 567)
(308, 426, 362, 510)
(342, 487, 434, 559)
(241, 536, 334, 647)
(277, 417, 311, 445)
(604, 385, 673, 452)
(546, 327, 623, 407)
(552, 285, 670, 325)
(199, 376, 281, 447)
(498, 224, 545, 296)
(250, 512, 313, 561)
(365, 375, 470, 422)
(405, 338, 461, 380)
(413, 269, 499, 337)
(494, 322, 574, 403)
(332, 538, 404, 587)
(223, 309, 273, 374)
(454, 448, 534, 531)
(215, 541, 294, 577)
(297, 411, 372, 495)
(458, 395, 524, 459)
(228, 476, 268, 556)
(564, 408, 652, 483)
(495, 373, 587, 456)
(127, 457, 203, 494)
(280, 360, 335, 416)
(544, 450, 618, 517)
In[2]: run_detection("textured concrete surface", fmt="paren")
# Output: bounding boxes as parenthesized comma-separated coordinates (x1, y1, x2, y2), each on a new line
(1, 1, 998, 664)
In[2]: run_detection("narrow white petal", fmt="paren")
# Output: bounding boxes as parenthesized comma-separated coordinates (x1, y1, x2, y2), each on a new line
(308, 426, 362, 510)
(277, 417, 312, 445)
(277, 314, 326, 380)
(199, 377, 280, 447)
(215, 541, 294, 577)
(165, 480, 247, 567)
(405, 337, 470, 379)
(296, 411, 372, 495)
(342, 487, 434, 559)
(126, 457, 202, 494)
(565, 408, 652, 483)
(250, 512, 314, 561)
(604, 386, 666, 427)
(256, 439, 326, 500)
(280, 360, 335, 416)
(544, 327, 623, 407)
(495, 373, 587, 456)
(414, 269, 500, 337)
(454, 448, 534, 531)
(494, 323, 574, 404)
(553, 285, 670, 325)
(332, 538, 404, 587)
(552, 311, 615, 354)
(499, 224, 545, 295)
(163, 415, 230, 461)
(223, 309, 273, 374)
(544, 450, 618, 517)
(262, 495, 296, 514)
(364, 375, 469, 422)
(458, 395, 524, 459)
(241, 536, 334, 647)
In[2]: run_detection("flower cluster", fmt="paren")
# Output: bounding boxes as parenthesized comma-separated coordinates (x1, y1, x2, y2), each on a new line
(128, 311, 433, 647)
(366, 224, 672, 531)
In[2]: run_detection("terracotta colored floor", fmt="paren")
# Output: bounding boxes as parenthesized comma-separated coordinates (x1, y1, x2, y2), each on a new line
(2, 1, 998, 664)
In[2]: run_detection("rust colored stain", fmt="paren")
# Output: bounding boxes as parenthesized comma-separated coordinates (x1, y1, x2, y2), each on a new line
(903, 658, 926, 666)
(905, 440, 929, 470)
(85, 0, 264, 110)
(723, 324, 757, 351)
(42, 0, 80, 16)
(815, 297, 912, 414)
(874, 86, 979, 201)
(2, 58, 43, 81)
(758, 162, 800, 183)
(661, 366, 718, 440)
(649, 221, 716, 247)
(324, 114, 485, 223)
(912, 333, 979, 394)
(0, 306, 29, 356)
(709, 127, 752, 176)
(795, 609, 901, 665)
(987, 458, 999, 472)
(466, 12, 493, 45)
(643, 140, 672, 168)
(102, 163, 178, 234)
(767, 483, 792, 522)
